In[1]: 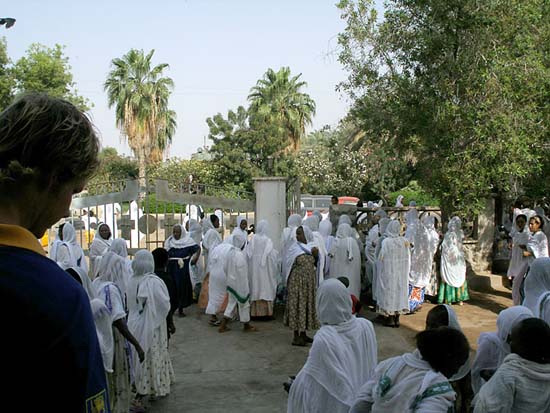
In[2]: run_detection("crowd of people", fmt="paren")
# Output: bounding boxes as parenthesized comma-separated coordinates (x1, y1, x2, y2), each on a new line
(2, 94, 550, 412)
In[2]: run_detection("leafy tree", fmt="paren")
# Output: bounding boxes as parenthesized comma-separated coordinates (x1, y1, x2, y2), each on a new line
(104, 49, 177, 183)
(12, 43, 90, 111)
(0, 37, 14, 111)
(336, 0, 549, 215)
(248, 67, 316, 151)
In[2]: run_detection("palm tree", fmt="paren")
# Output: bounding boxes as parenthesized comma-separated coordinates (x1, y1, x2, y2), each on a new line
(248, 67, 316, 151)
(104, 49, 176, 183)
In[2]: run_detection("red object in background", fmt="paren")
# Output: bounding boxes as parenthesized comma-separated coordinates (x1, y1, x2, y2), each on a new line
(339, 196, 360, 205)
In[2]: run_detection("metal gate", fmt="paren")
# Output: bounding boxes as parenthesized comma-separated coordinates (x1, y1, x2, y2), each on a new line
(47, 178, 255, 256)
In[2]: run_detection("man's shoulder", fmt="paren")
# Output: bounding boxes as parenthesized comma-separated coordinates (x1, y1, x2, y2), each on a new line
(0, 245, 89, 316)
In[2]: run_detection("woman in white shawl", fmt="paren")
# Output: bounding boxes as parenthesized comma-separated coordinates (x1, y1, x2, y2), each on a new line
(56, 222, 88, 274)
(94, 252, 145, 413)
(164, 224, 200, 317)
(187, 218, 204, 286)
(89, 223, 112, 279)
(247, 220, 280, 317)
(426, 304, 473, 412)
(423, 216, 442, 298)
(404, 204, 420, 244)
(438, 217, 469, 305)
(371, 217, 391, 303)
(522, 257, 550, 313)
(328, 223, 362, 298)
(408, 218, 438, 313)
(471, 305, 533, 394)
(127, 250, 174, 407)
(198, 214, 223, 311)
(319, 220, 335, 277)
(303, 215, 326, 285)
(535, 290, 550, 324)
(205, 235, 235, 326)
(284, 226, 320, 346)
(350, 327, 469, 413)
(507, 214, 530, 305)
(288, 279, 377, 413)
(281, 214, 303, 281)
(375, 220, 410, 327)
(219, 232, 257, 333)
(235, 215, 249, 240)
(365, 210, 387, 289)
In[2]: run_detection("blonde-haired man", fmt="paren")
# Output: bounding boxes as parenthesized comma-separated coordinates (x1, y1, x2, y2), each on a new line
(0, 94, 110, 412)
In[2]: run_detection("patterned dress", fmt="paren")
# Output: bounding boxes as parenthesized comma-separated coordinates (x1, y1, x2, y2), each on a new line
(134, 322, 175, 397)
(284, 254, 319, 332)
(107, 329, 131, 413)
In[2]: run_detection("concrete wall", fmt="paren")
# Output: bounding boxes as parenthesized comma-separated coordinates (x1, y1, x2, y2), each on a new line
(253, 177, 287, 252)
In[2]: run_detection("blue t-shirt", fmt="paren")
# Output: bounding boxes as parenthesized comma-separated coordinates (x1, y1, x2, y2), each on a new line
(0, 246, 110, 412)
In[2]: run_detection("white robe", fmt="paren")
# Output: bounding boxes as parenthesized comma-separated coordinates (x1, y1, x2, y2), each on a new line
(522, 257, 550, 313)
(474, 354, 550, 413)
(328, 224, 362, 297)
(89, 235, 111, 279)
(409, 222, 438, 288)
(350, 350, 455, 413)
(440, 219, 466, 288)
(288, 280, 377, 413)
(205, 243, 233, 315)
(507, 228, 530, 279)
(471, 306, 533, 394)
(376, 224, 410, 315)
(246, 231, 280, 304)
(527, 231, 549, 261)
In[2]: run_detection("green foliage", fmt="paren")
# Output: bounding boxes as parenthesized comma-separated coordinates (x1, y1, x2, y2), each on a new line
(388, 181, 440, 207)
(298, 124, 412, 199)
(337, 0, 550, 215)
(0, 38, 14, 111)
(12, 43, 90, 111)
(104, 49, 177, 177)
(248, 67, 316, 151)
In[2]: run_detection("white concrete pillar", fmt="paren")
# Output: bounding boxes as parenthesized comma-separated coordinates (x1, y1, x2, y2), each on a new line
(253, 177, 287, 252)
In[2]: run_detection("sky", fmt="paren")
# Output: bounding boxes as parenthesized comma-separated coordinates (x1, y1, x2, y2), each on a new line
(3, 0, 382, 158)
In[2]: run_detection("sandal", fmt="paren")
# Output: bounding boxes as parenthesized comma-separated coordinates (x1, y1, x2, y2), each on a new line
(130, 399, 146, 413)
(208, 319, 221, 327)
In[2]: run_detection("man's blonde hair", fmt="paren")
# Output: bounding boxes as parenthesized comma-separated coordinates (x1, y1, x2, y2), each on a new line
(0, 93, 100, 194)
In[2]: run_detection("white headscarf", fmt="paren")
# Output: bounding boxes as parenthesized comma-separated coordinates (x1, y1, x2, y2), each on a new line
(65, 265, 96, 301)
(109, 238, 128, 258)
(409, 221, 434, 288)
(395, 195, 404, 208)
(535, 291, 550, 324)
(283, 226, 313, 283)
(312, 210, 323, 222)
(303, 215, 320, 232)
(202, 216, 215, 235)
(471, 306, 534, 394)
(288, 279, 378, 413)
(440, 216, 466, 288)
(442, 305, 471, 381)
(247, 220, 274, 267)
(288, 214, 303, 228)
(319, 220, 333, 239)
(338, 214, 352, 227)
(405, 207, 420, 243)
(57, 222, 87, 271)
(523, 257, 550, 312)
(317, 278, 353, 325)
(336, 223, 355, 261)
(90, 298, 115, 373)
(385, 220, 401, 238)
(164, 224, 197, 250)
(127, 250, 170, 358)
(188, 219, 203, 245)
(94, 251, 129, 296)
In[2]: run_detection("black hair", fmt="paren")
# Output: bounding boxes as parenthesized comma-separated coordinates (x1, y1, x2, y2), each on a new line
(426, 305, 449, 330)
(58, 223, 65, 240)
(337, 276, 350, 288)
(331, 195, 338, 201)
(511, 318, 550, 364)
(356, 200, 364, 208)
(530, 215, 545, 230)
(416, 327, 470, 378)
(152, 247, 169, 269)
(210, 214, 219, 224)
